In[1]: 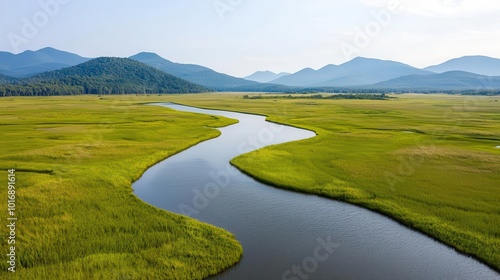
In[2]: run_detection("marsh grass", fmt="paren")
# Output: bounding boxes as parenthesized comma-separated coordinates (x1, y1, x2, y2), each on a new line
(0, 96, 241, 279)
(1, 93, 499, 277)
(164, 93, 500, 272)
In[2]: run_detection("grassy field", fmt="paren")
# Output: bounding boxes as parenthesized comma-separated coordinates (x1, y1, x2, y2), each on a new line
(1, 93, 499, 278)
(163, 93, 500, 272)
(0, 96, 242, 279)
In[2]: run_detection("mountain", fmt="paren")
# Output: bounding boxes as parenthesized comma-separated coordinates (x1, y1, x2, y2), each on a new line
(316, 58, 434, 87)
(244, 71, 290, 83)
(1, 57, 208, 96)
(372, 71, 500, 91)
(0, 47, 91, 78)
(130, 52, 260, 90)
(271, 57, 433, 87)
(424, 56, 500, 76)
(270, 65, 338, 87)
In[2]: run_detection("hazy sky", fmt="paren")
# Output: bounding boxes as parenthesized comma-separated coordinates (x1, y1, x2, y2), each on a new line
(1, 0, 499, 77)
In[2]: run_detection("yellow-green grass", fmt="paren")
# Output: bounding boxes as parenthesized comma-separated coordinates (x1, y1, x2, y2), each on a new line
(162, 93, 500, 272)
(0, 96, 242, 279)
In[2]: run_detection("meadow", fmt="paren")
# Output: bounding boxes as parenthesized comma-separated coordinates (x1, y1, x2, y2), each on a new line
(164, 93, 500, 272)
(0, 96, 242, 279)
(1, 93, 499, 278)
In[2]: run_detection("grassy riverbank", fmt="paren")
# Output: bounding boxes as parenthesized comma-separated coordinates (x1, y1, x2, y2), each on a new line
(1, 93, 498, 277)
(166, 93, 500, 272)
(0, 96, 242, 279)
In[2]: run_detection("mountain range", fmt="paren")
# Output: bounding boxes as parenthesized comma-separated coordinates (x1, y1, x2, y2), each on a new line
(244, 71, 290, 83)
(424, 56, 500, 76)
(0, 47, 90, 78)
(268, 57, 434, 87)
(0, 47, 499, 94)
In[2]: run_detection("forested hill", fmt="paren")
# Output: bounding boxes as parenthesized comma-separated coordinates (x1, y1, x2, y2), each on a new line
(0, 57, 208, 96)
(0, 74, 17, 84)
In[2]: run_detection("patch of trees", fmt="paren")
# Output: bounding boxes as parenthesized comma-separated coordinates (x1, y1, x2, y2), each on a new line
(243, 93, 392, 100)
(299, 87, 500, 96)
(0, 74, 18, 84)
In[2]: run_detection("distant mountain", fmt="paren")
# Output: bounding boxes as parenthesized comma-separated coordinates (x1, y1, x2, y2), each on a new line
(316, 58, 434, 87)
(372, 71, 500, 91)
(0, 47, 91, 78)
(244, 71, 290, 83)
(1, 57, 208, 96)
(130, 52, 260, 91)
(270, 65, 338, 87)
(271, 57, 433, 87)
(424, 56, 500, 76)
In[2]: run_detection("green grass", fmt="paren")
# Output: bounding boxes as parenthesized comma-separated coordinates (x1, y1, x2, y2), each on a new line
(0, 96, 242, 279)
(1, 93, 499, 277)
(163, 93, 500, 272)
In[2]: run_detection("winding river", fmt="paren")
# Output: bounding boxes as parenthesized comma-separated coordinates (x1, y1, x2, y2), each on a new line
(133, 103, 500, 280)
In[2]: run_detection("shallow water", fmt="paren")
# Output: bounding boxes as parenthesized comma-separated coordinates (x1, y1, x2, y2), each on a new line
(133, 103, 500, 280)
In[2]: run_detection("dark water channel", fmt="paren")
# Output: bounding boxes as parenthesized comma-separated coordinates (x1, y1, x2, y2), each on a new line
(133, 103, 499, 280)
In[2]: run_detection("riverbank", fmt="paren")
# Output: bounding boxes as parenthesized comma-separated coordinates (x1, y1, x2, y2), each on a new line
(164, 93, 500, 273)
(2, 93, 498, 277)
(134, 102, 499, 279)
(0, 96, 242, 279)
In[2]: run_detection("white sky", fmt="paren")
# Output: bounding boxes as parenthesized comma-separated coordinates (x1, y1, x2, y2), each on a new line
(1, 0, 499, 77)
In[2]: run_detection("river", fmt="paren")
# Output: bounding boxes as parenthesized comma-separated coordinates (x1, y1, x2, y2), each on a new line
(133, 103, 500, 280)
